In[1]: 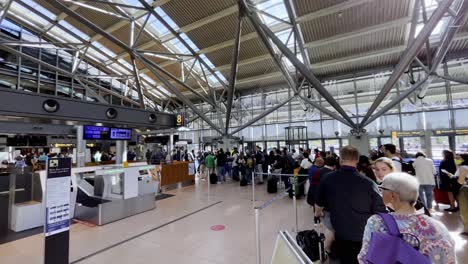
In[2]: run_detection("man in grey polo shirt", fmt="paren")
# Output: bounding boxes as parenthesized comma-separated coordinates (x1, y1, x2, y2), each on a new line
(315, 145, 386, 264)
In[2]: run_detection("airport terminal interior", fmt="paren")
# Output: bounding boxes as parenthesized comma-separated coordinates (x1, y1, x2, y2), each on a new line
(1, 0, 468, 263)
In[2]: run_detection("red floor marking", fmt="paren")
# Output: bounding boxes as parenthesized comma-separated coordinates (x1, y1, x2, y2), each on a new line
(210, 225, 225, 231)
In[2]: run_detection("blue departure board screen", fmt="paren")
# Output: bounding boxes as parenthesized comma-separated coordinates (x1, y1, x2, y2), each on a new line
(110, 128, 132, 140)
(83, 126, 110, 140)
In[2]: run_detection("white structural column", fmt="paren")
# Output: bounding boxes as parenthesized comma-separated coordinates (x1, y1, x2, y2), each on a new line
(116, 141, 128, 164)
(76, 125, 86, 167)
(348, 133, 371, 156)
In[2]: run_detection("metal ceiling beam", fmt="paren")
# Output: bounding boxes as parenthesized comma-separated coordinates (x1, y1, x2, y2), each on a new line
(0, 0, 13, 25)
(284, 0, 311, 70)
(47, 0, 221, 133)
(234, 0, 354, 129)
(405, 0, 420, 47)
(225, 8, 243, 135)
(118, 0, 370, 67)
(14, 0, 166, 104)
(62, 1, 131, 20)
(74, 0, 148, 10)
(130, 55, 146, 109)
(418, 0, 468, 99)
(215, 17, 411, 72)
(296, 0, 373, 23)
(0, 44, 139, 106)
(137, 0, 229, 93)
(160, 5, 240, 43)
(362, 77, 429, 126)
(436, 73, 468, 85)
(139, 56, 223, 134)
(358, 0, 453, 127)
(230, 95, 295, 135)
(242, 0, 357, 128)
(48, 0, 215, 108)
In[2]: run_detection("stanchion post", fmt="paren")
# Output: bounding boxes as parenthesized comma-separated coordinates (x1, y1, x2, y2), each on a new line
(255, 208, 261, 264)
(252, 171, 255, 204)
(293, 183, 298, 233)
(207, 168, 210, 200)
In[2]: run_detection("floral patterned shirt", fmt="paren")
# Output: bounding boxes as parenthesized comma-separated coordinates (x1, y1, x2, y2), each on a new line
(358, 213, 456, 264)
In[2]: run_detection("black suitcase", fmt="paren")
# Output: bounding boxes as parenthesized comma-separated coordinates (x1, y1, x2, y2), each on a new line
(267, 177, 278, 193)
(240, 177, 247, 186)
(210, 173, 218, 184)
(296, 217, 326, 262)
(289, 178, 305, 199)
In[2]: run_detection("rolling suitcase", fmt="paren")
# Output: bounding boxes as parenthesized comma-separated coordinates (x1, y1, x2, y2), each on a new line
(240, 176, 247, 186)
(210, 173, 218, 184)
(267, 177, 278, 193)
(296, 217, 326, 262)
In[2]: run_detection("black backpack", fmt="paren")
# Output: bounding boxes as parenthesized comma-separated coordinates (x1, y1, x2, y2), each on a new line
(395, 159, 415, 175)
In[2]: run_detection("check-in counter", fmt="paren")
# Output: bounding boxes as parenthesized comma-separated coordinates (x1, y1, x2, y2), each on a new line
(160, 161, 195, 191)
(10, 162, 158, 230)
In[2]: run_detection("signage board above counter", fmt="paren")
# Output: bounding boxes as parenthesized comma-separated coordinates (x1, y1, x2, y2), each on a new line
(83, 126, 132, 140)
(433, 129, 468, 136)
(391, 131, 424, 139)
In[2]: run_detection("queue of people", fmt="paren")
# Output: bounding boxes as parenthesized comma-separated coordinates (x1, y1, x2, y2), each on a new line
(305, 144, 467, 263)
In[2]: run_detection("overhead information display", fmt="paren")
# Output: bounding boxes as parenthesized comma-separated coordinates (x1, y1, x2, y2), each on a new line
(110, 128, 132, 140)
(83, 126, 132, 140)
(83, 126, 110, 140)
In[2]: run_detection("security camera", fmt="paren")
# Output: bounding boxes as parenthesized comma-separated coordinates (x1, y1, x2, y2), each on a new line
(334, 131, 339, 137)
(43, 99, 60, 113)
(106, 108, 118, 119)
(378, 129, 385, 135)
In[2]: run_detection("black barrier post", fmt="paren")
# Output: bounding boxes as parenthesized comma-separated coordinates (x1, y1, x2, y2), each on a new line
(44, 158, 72, 264)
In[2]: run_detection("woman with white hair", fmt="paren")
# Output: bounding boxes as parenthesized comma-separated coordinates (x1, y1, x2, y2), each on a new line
(358, 173, 455, 264)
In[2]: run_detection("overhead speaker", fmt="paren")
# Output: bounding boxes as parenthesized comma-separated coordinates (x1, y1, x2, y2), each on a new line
(106, 108, 118, 119)
(149, 113, 157, 123)
(43, 99, 60, 113)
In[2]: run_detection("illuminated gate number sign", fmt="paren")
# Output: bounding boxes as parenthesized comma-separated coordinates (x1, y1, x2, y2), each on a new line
(176, 113, 185, 127)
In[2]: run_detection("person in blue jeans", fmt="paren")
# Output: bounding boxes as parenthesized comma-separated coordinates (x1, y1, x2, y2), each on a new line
(216, 149, 227, 183)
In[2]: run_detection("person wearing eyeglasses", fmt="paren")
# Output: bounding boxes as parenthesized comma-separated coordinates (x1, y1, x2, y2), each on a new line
(358, 173, 455, 264)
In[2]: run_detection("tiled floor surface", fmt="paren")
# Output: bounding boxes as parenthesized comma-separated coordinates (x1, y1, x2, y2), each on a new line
(0, 179, 466, 264)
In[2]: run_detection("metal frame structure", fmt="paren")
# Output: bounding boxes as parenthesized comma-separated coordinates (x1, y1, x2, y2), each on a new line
(1, 0, 467, 139)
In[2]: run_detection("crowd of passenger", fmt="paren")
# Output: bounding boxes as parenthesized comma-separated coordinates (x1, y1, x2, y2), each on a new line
(305, 144, 468, 263)
(161, 143, 467, 263)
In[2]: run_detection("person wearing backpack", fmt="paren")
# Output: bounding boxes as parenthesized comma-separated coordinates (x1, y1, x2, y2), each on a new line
(358, 172, 455, 264)
(254, 146, 264, 184)
(315, 146, 386, 264)
(383, 144, 402, 172)
(231, 148, 240, 181)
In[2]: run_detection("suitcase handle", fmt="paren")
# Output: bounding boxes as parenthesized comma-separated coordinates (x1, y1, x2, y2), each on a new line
(314, 217, 321, 224)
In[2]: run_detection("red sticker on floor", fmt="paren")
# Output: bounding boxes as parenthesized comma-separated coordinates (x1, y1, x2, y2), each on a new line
(210, 225, 225, 231)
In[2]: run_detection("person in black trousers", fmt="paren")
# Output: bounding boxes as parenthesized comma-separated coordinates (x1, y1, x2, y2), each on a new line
(439, 150, 458, 212)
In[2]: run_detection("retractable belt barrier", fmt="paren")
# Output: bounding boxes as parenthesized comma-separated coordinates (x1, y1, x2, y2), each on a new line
(252, 172, 309, 264)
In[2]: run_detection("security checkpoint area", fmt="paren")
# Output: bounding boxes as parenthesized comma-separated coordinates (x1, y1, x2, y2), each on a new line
(1, 0, 468, 263)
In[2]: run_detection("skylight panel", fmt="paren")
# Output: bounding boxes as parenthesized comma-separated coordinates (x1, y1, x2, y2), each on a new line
(10, 2, 49, 29)
(257, 0, 288, 26)
(58, 20, 90, 41)
(149, 15, 170, 35)
(155, 7, 179, 31)
(21, 0, 56, 20)
(48, 26, 81, 43)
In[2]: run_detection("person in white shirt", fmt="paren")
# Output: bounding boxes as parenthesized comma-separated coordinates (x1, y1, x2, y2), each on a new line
(300, 152, 313, 170)
(413, 152, 436, 209)
(383, 144, 402, 172)
(292, 149, 300, 161)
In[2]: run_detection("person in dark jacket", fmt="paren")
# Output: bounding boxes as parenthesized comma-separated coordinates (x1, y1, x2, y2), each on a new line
(216, 149, 227, 183)
(439, 150, 458, 212)
(315, 146, 386, 264)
